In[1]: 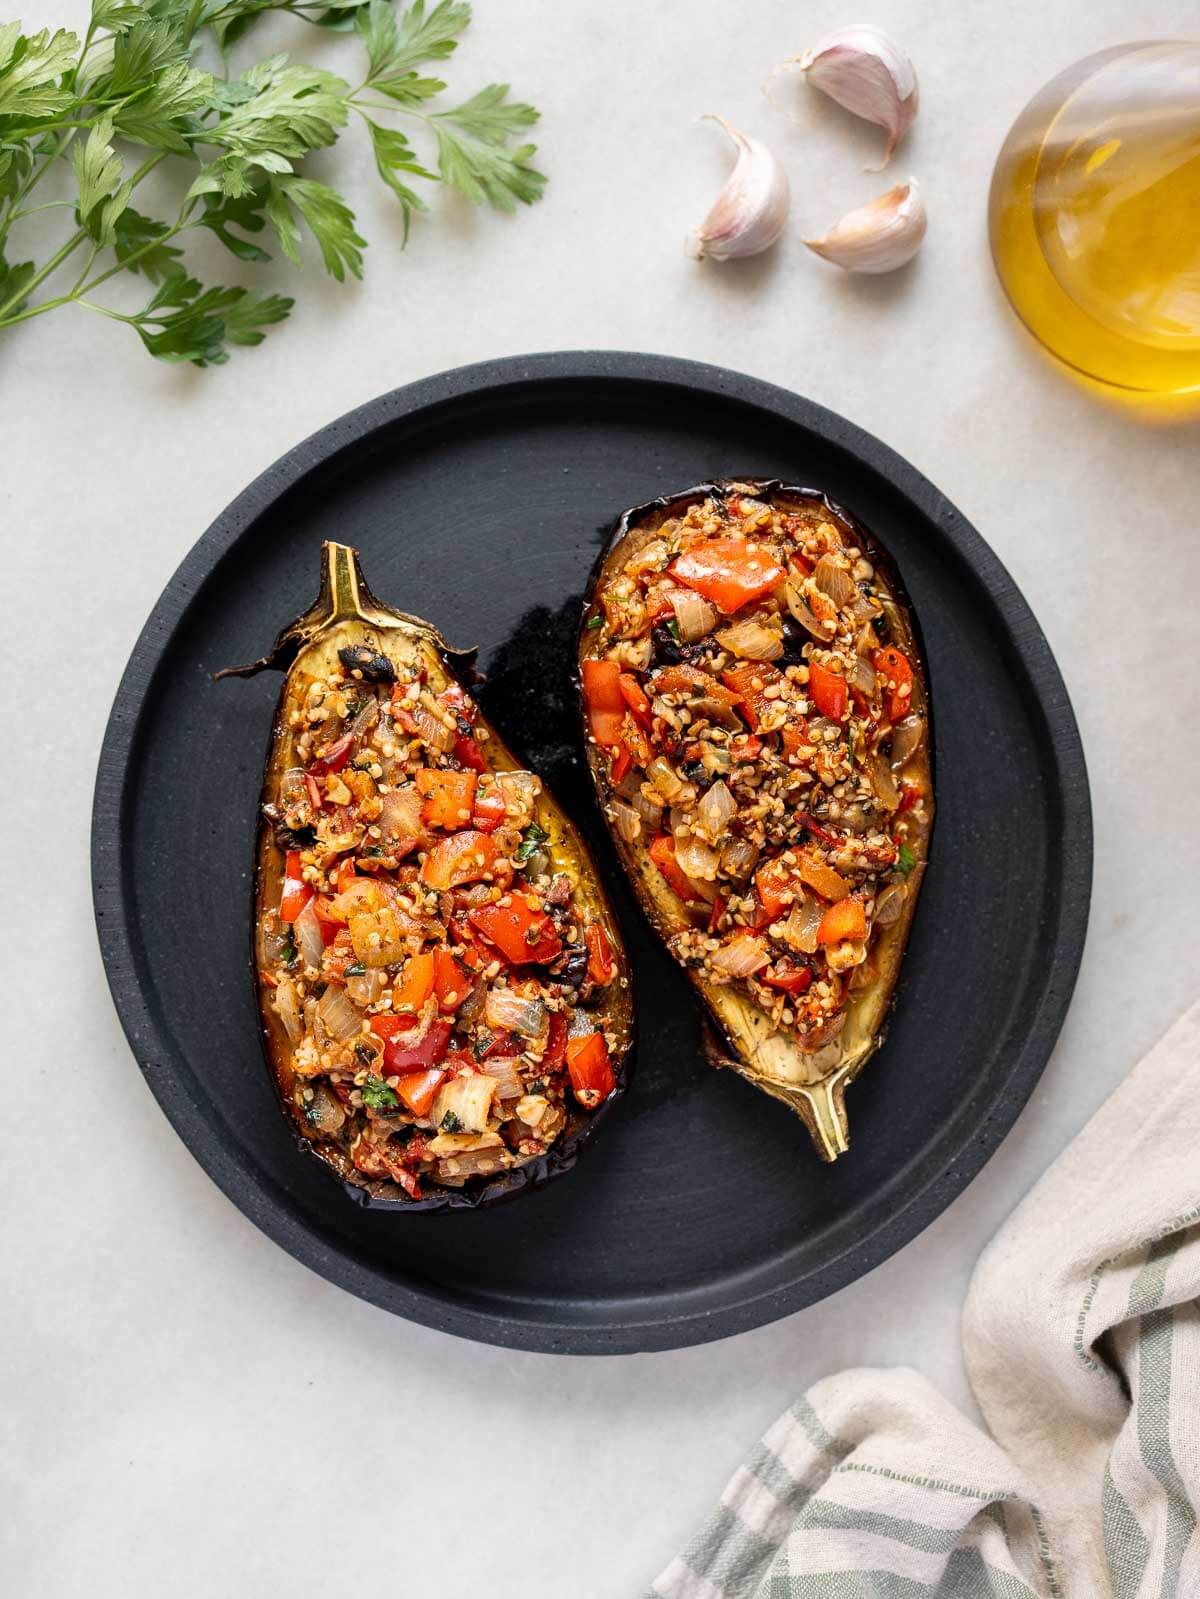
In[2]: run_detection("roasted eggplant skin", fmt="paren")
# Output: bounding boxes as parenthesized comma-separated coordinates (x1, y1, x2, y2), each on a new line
(223, 542, 634, 1212)
(579, 480, 933, 1161)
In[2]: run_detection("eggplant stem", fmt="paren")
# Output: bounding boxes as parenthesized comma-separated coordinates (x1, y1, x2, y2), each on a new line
(799, 1067, 852, 1162)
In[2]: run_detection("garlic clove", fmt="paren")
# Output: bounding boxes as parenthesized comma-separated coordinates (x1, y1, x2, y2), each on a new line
(691, 116, 790, 261)
(798, 24, 918, 169)
(805, 178, 927, 274)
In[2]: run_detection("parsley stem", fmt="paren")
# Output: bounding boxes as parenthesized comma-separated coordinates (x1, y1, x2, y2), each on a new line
(0, 228, 87, 322)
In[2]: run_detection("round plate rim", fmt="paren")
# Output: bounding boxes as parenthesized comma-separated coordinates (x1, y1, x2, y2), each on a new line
(91, 350, 1093, 1354)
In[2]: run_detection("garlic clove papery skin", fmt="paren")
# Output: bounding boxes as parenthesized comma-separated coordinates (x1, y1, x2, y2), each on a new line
(805, 179, 927, 274)
(798, 24, 918, 169)
(691, 116, 790, 261)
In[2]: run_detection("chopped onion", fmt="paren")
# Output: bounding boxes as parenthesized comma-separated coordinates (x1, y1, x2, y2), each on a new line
(812, 555, 856, 609)
(711, 934, 769, 977)
(632, 790, 664, 830)
(720, 835, 760, 879)
(644, 757, 695, 806)
(318, 985, 363, 1042)
(346, 967, 386, 1007)
(716, 617, 783, 661)
(867, 751, 901, 812)
(850, 655, 876, 696)
(783, 895, 824, 954)
(496, 770, 541, 813)
(456, 981, 486, 1025)
(890, 715, 926, 769)
(674, 832, 720, 882)
(346, 696, 379, 743)
(430, 1075, 498, 1135)
(785, 579, 836, 641)
(436, 1143, 511, 1183)
(294, 899, 326, 971)
(379, 785, 424, 848)
(278, 767, 308, 809)
(695, 778, 736, 844)
(412, 699, 456, 753)
(874, 882, 907, 927)
(671, 587, 719, 643)
(612, 798, 642, 843)
(306, 1084, 345, 1135)
(273, 975, 303, 1043)
(487, 1056, 525, 1100)
(484, 988, 548, 1040)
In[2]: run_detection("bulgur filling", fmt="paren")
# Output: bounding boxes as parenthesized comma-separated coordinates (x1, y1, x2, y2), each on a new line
(582, 484, 929, 1056)
(257, 645, 620, 1201)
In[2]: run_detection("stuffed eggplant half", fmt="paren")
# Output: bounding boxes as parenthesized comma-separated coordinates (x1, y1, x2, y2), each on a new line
(231, 543, 633, 1211)
(580, 481, 932, 1161)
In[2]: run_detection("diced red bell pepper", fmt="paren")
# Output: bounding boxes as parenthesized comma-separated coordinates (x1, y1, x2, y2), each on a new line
(730, 733, 763, 763)
(469, 894, 563, 964)
(420, 830, 500, 890)
(280, 849, 313, 923)
(618, 672, 653, 729)
(763, 961, 813, 995)
(874, 646, 914, 721)
(393, 950, 435, 1016)
(754, 857, 794, 921)
(898, 781, 921, 814)
(816, 897, 867, 945)
(566, 1032, 615, 1109)
(799, 812, 841, 847)
(796, 847, 850, 903)
(648, 833, 702, 903)
(313, 894, 347, 930)
(454, 733, 487, 772)
(582, 658, 626, 748)
(393, 1067, 446, 1118)
(707, 893, 726, 934)
(396, 1169, 422, 1201)
(609, 741, 633, 785)
(722, 662, 784, 730)
(322, 927, 355, 980)
(621, 717, 654, 767)
(543, 1012, 568, 1072)
(480, 1029, 519, 1059)
(415, 768, 478, 830)
(333, 858, 358, 895)
(310, 732, 354, 775)
(440, 682, 474, 717)
(586, 924, 617, 986)
(471, 784, 508, 832)
(370, 1012, 418, 1041)
(304, 773, 323, 813)
(433, 948, 473, 1012)
(448, 912, 494, 973)
(382, 1018, 453, 1075)
(669, 538, 785, 614)
(808, 661, 848, 722)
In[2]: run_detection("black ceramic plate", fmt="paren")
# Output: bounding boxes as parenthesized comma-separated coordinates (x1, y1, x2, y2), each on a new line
(92, 352, 1091, 1354)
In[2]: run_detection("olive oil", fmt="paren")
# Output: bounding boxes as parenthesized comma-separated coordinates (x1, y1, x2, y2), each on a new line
(989, 42, 1200, 394)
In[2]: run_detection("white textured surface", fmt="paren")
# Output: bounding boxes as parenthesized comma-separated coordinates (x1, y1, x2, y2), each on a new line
(3, 3, 1198, 1595)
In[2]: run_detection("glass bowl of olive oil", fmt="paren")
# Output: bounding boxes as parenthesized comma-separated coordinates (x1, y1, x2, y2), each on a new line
(989, 41, 1200, 394)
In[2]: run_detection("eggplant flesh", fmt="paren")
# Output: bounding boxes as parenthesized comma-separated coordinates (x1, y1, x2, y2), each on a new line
(225, 543, 634, 1211)
(580, 481, 933, 1161)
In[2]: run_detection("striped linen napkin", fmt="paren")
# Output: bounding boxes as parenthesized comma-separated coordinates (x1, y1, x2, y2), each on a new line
(651, 1000, 1200, 1599)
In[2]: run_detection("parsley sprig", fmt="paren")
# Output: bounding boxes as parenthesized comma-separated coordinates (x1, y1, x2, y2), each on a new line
(0, 0, 545, 363)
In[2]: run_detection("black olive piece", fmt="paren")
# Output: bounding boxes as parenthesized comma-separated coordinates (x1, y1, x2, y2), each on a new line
(558, 946, 590, 988)
(778, 614, 808, 666)
(650, 621, 683, 666)
(274, 823, 316, 849)
(337, 644, 396, 683)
